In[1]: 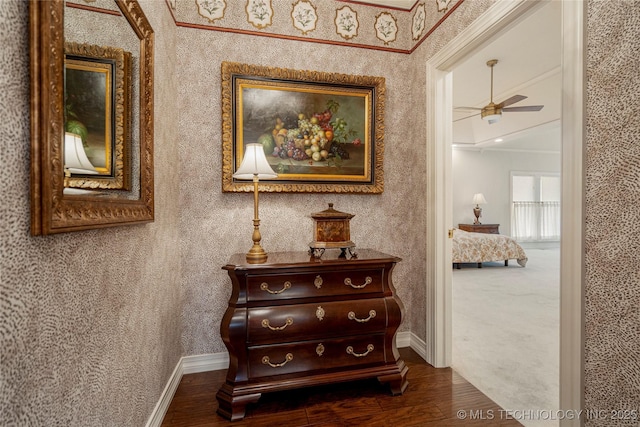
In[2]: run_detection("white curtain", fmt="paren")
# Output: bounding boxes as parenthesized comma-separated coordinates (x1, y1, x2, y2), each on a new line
(512, 201, 560, 241)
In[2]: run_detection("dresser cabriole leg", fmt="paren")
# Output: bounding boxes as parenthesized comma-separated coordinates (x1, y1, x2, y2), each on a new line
(215, 384, 261, 421)
(377, 359, 409, 396)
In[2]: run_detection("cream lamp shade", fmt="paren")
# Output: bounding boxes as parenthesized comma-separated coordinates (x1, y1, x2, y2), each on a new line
(233, 143, 277, 180)
(472, 193, 487, 205)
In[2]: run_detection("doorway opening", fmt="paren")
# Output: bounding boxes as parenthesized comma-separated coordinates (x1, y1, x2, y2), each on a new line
(449, 2, 562, 415)
(425, 0, 584, 423)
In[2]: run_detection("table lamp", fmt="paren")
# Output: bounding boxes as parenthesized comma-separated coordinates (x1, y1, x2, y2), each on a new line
(233, 143, 277, 264)
(472, 193, 487, 224)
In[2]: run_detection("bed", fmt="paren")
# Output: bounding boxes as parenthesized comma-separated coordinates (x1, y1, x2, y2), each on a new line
(452, 228, 528, 268)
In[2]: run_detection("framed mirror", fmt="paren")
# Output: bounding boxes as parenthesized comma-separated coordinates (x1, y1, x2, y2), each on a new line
(29, 0, 154, 235)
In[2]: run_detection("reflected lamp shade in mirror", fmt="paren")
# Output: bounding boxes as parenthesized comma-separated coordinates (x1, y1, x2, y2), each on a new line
(64, 132, 98, 175)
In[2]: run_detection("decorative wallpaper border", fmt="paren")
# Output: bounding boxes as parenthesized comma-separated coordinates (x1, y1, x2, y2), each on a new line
(70, 0, 461, 53)
(165, 0, 463, 54)
(195, 0, 226, 23)
(246, 0, 274, 29)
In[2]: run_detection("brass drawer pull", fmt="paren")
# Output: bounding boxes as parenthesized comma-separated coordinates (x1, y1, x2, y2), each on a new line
(348, 310, 376, 323)
(262, 353, 293, 368)
(314, 275, 323, 289)
(346, 344, 374, 358)
(344, 276, 372, 289)
(260, 281, 292, 294)
(261, 317, 293, 331)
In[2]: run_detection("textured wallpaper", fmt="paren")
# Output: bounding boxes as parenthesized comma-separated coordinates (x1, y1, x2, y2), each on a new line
(2, 0, 639, 425)
(585, 1, 640, 425)
(176, 0, 494, 358)
(176, 24, 425, 355)
(0, 0, 181, 425)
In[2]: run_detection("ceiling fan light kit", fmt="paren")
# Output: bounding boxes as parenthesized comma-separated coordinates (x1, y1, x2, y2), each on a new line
(480, 102, 501, 123)
(455, 59, 544, 125)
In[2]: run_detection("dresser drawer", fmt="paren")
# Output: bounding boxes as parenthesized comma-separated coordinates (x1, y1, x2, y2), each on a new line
(246, 269, 384, 302)
(247, 334, 386, 379)
(247, 298, 387, 345)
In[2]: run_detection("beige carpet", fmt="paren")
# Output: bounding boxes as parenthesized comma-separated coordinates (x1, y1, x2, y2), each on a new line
(452, 247, 560, 427)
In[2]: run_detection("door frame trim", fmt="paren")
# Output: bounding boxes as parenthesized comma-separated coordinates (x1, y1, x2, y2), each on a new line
(424, 0, 584, 423)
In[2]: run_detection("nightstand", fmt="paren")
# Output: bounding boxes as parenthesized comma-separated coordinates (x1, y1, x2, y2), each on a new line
(458, 223, 500, 234)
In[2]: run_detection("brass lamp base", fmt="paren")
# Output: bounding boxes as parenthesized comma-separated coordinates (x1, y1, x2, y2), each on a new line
(246, 217, 268, 264)
(246, 244, 268, 264)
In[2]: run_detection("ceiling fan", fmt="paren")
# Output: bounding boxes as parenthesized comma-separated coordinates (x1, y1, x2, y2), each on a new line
(454, 59, 544, 124)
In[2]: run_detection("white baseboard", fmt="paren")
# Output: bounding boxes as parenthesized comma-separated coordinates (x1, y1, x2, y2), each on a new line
(182, 352, 229, 374)
(144, 357, 184, 427)
(146, 334, 428, 426)
(145, 352, 229, 427)
(398, 331, 428, 361)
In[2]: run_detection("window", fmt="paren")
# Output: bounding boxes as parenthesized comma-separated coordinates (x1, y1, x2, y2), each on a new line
(511, 172, 560, 241)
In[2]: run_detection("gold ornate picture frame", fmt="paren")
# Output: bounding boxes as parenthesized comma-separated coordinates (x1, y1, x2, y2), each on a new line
(64, 42, 132, 190)
(221, 62, 385, 194)
(29, 0, 154, 235)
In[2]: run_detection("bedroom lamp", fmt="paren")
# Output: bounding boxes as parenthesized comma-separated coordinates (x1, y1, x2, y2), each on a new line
(472, 193, 487, 224)
(233, 143, 278, 264)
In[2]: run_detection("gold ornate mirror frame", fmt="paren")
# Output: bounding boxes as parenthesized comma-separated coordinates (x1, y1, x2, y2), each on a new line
(29, 0, 154, 235)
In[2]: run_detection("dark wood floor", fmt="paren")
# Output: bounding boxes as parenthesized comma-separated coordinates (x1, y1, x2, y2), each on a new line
(161, 348, 522, 426)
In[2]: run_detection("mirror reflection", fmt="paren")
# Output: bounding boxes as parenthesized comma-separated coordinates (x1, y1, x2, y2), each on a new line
(64, 0, 140, 199)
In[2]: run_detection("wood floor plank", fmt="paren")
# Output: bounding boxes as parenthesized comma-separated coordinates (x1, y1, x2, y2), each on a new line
(161, 348, 522, 426)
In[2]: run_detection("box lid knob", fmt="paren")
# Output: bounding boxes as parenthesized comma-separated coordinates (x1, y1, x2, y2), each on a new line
(311, 203, 355, 220)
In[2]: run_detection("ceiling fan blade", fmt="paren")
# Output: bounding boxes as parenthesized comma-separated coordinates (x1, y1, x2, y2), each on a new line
(453, 112, 480, 122)
(453, 106, 482, 111)
(502, 105, 544, 112)
(498, 94, 527, 108)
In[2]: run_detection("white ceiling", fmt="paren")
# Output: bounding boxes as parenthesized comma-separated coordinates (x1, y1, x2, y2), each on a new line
(357, 0, 562, 152)
(451, 1, 562, 152)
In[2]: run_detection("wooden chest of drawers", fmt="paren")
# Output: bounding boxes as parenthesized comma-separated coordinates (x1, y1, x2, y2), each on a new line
(216, 249, 408, 421)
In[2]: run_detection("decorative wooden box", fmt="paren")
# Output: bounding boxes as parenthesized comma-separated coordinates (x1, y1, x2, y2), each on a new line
(308, 203, 356, 257)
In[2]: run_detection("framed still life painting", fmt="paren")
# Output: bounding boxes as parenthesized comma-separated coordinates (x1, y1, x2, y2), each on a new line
(221, 62, 385, 193)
